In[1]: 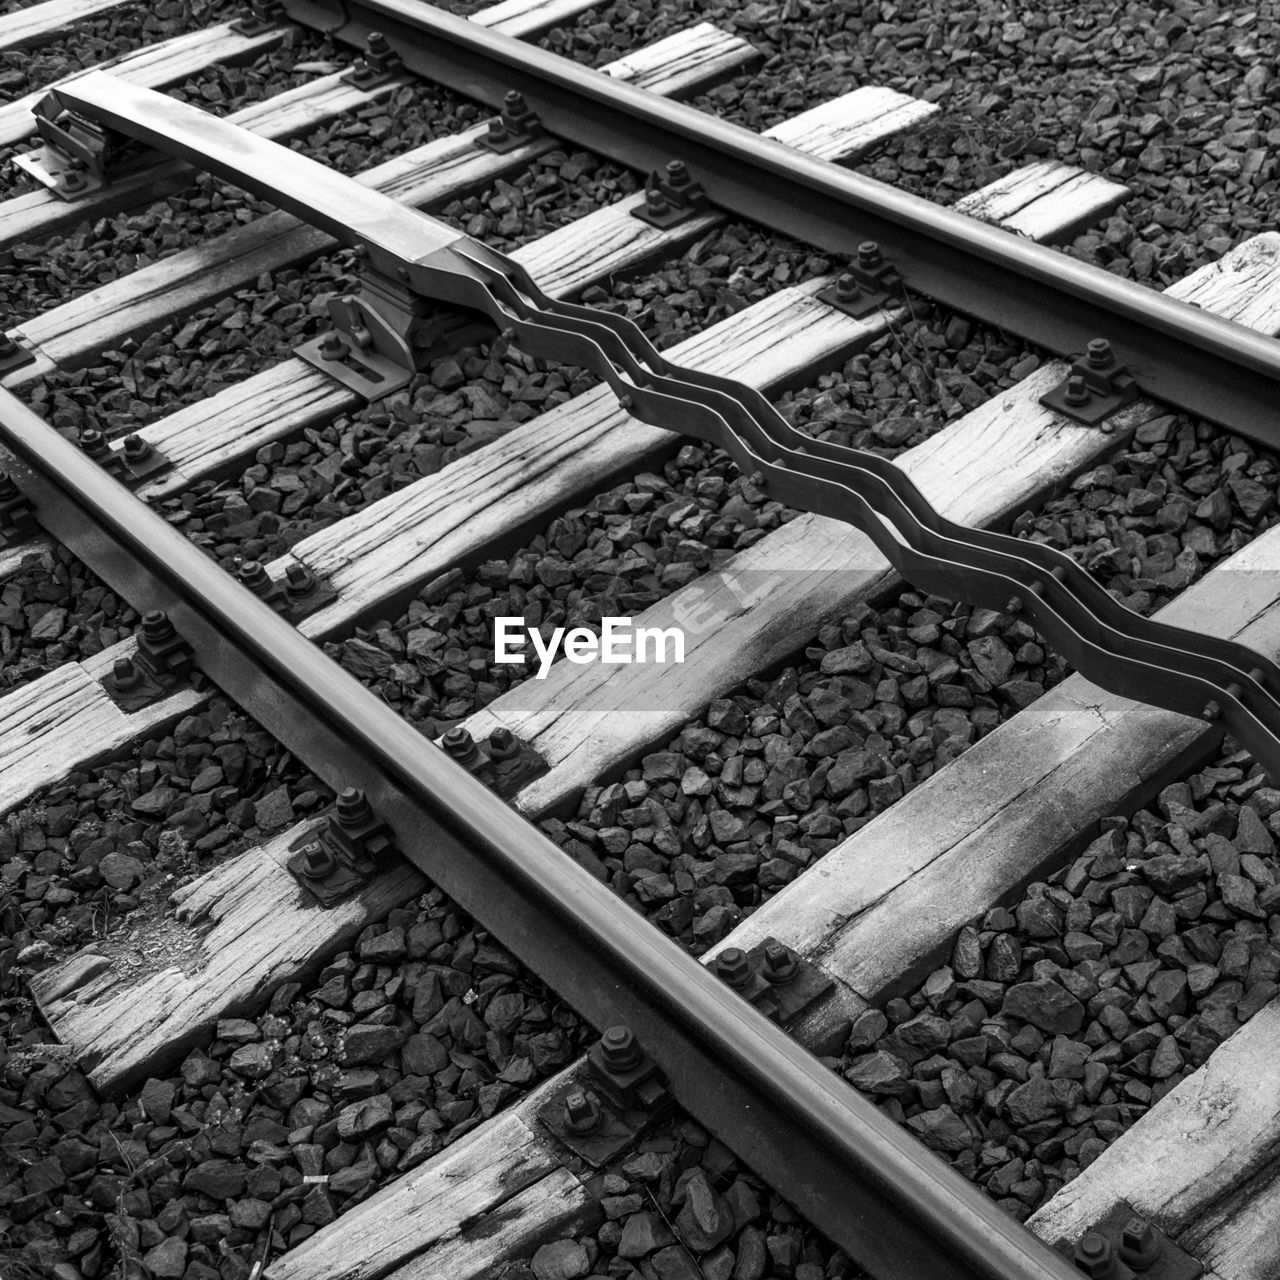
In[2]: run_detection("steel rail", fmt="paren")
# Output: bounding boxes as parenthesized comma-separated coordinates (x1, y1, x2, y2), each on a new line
(272, 0, 1280, 448)
(0, 387, 1083, 1280)
(41, 73, 1280, 783)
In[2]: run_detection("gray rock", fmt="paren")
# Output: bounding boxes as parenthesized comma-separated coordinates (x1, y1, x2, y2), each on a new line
(336, 1094, 394, 1140)
(907, 1105, 973, 1153)
(1002, 980, 1085, 1034)
(845, 1050, 911, 1096)
(97, 851, 145, 890)
(531, 1240, 590, 1280)
(675, 1169, 734, 1251)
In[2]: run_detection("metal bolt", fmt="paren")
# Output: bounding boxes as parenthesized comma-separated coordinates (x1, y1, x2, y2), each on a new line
(79, 428, 110, 460)
(141, 611, 175, 644)
(1072, 1231, 1122, 1279)
(1086, 338, 1114, 368)
(835, 272, 861, 300)
(442, 725, 481, 767)
(644, 188, 669, 217)
(600, 1025, 641, 1072)
(1202, 700, 1222, 721)
(122, 434, 151, 461)
(488, 118, 508, 142)
(366, 30, 389, 54)
(1118, 1217, 1159, 1269)
(112, 655, 141, 691)
(504, 89, 527, 113)
(335, 787, 373, 829)
(857, 240, 882, 268)
(284, 562, 315, 595)
(563, 1089, 601, 1133)
(62, 171, 86, 192)
(1064, 375, 1091, 406)
(763, 941, 798, 984)
(237, 559, 272, 594)
(488, 726, 520, 760)
(300, 841, 338, 879)
(715, 947, 753, 989)
(665, 158, 689, 184)
(318, 332, 347, 362)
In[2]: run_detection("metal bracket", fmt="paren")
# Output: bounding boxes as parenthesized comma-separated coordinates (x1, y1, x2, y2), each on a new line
(13, 97, 126, 200)
(342, 31, 402, 88)
(0, 473, 36, 544)
(817, 241, 902, 319)
(1040, 338, 1139, 427)
(0, 333, 37, 377)
(1057, 1204, 1202, 1280)
(77, 430, 172, 485)
(231, 0, 286, 34)
(286, 788, 396, 906)
(632, 159, 709, 229)
(100, 612, 197, 712)
(538, 1025, 669, 1166)
(476, 90, 542, 153)
(744, 937, 834, 1025)
(232, 557, 337, 624)
(296, 265, 437, 400)
(436, 724, 548, 801)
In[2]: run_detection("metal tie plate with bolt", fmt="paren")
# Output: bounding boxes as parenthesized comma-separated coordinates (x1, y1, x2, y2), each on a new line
(0, 330, 37, 376)
(77, 428, 171, 484)
(285, 787, 397, 906)
(817, 240, 903, 319)
(100, 611, 199, 712)
(632, 159, 709, 230)
(230, 0, 285, 34)
(1040, 338, 1139, 427)
(0, 471, 37, 544)
(476, 90, 543, 154)
(437, 723, 548, 800)
(539, 1025, 670, 1167)
(13, 95, 129, 200)
(233, 557, 336, 624)
(342, 31, 402, 89)
(1057, 1204, 1202, 1280)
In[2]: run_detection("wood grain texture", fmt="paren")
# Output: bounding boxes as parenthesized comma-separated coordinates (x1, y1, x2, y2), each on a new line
(599, 21, 757, 97)
(30, 818, 427, 1092)
(1030, 999, 1280, 1280)
(952, 159, 1130, 241)
(767, 85, 937, 160)
(265, 1068, 591, 1280)
(0, 0, 132, 51)
(472, 0, 608, 37)
(0, 21, 287, 147)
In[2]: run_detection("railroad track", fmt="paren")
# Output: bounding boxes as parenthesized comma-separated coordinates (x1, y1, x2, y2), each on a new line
(2, 2, 1280, 1279)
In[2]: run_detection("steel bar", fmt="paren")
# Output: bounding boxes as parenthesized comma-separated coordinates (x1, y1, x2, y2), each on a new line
(38, 74, 1280, 784)
(0, 385, 1081, 1280)
(275, 0, 1280, 446)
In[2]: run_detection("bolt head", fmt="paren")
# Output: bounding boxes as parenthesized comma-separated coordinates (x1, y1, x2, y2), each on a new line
(141, 610, 171, 637)
(600, 1025, 640, 1071)
(645, 189, 669, 215)
(318, 332, 346, 361)
(504, 89, 524, 110)
(112, 656, 140, 689)
(300, 841, 337, 879)
(1073, 1231, 1116, 1279)
(489, 726, 518, 759)
(1119, 1217, 1159, 1267)
(715, 947, 753, 988)
(62, 171, 86, 191)
(285, 562, 313, 593)
(123, 434, 149, 458)
(335, 787, 371, 828)
(563, 1089, 601, 1133)
(763, 941, 798, 983)
(367, 29, 388, 50)
(666, 159, 688, 180)
(1064, 375, 1091, 405)
(857, 240, 881, 267)
(1086, 338, 1114, 367)
(442, 726, 475, 757)
(488, 118, 508, 140)
(835, 272, 860, 299)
